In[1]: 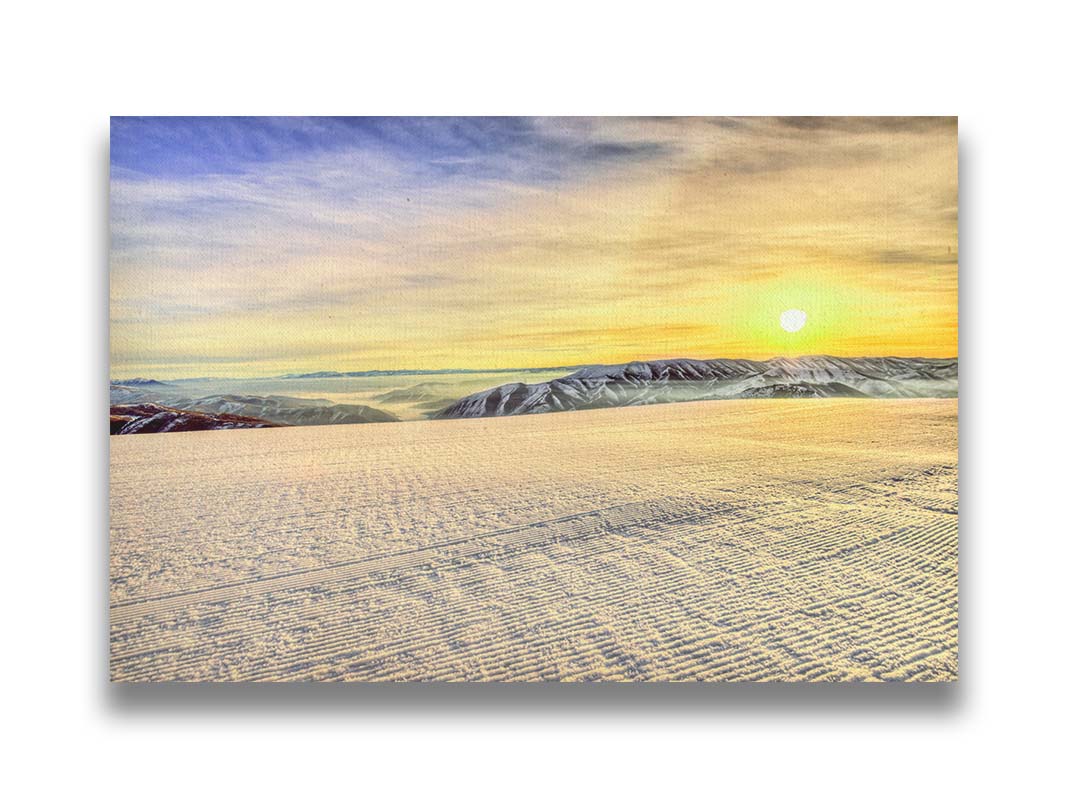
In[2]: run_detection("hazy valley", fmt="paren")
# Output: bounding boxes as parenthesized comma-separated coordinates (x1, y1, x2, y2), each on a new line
(110, 356, 958, 433)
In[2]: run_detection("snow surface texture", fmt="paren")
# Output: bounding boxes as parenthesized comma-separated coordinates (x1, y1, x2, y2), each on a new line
(110, 399, 958, 682)
(436, 356, 958, 418)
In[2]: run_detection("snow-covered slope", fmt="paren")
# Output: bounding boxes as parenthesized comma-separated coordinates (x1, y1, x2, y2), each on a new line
(435, 356, 958, 419)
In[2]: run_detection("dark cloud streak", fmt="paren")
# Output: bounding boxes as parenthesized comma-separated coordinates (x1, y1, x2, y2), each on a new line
(773, 116, 956, 133)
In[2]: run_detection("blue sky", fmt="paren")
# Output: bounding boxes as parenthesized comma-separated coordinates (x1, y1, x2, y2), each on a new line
(111, 116, 669, 181)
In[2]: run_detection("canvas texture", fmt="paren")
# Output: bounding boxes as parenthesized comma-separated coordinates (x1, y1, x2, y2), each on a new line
(109, 117, 958, 682)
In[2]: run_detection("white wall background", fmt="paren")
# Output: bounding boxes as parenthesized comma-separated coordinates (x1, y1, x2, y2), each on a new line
(2, 2, 1064, 796)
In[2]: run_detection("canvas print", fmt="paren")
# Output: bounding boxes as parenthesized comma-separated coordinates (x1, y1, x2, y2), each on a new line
(109, 117, 958, 682)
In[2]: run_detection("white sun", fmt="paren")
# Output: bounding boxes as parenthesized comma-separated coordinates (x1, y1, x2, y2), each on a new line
(780, 309, 807, 333)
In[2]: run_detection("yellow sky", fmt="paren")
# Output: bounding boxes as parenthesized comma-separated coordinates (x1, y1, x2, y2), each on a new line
(110, 117, 957, 378)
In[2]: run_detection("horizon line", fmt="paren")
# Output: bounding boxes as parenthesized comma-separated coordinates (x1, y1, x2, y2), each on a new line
(110, 352, 960, 384)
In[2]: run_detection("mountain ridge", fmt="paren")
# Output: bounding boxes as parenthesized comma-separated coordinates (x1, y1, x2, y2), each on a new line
(109, 386, 399, 427)
(110, 403, 281, 434)
(434, 356, 958, 419)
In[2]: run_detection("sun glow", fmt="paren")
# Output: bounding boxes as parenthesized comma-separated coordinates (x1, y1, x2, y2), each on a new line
(780, 309, 807, 333)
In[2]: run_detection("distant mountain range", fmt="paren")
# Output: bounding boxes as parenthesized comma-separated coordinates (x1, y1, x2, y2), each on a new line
(277, 366, 578, 379)
(434, 356, 958, 419)
(110, 355, 958, 433)
(110, 378, 172, 388)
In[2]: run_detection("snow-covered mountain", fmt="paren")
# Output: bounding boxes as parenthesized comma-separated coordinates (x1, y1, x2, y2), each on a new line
(372, 382, 458, 412)
(373, 381, 446, 403)
(184, 394, 398, 426)
(108, 386, 399, 427)
(110, 403, 280, 434)
(434, 356, 958, 419)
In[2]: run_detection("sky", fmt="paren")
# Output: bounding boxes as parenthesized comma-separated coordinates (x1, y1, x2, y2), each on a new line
(110, 117, 958, 379)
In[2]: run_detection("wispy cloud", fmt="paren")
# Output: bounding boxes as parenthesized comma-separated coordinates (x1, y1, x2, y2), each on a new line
(110, 117, 957, 377)
(875, 248, 959, 265)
